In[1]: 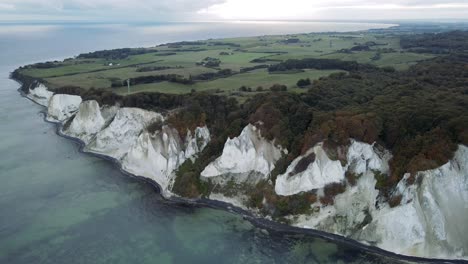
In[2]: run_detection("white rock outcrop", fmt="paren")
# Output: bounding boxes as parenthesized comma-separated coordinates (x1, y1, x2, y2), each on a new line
(87, 107, 163, 160)
(64, 100, 106, 144)
(292, 171, 378, 234)
(201, 124, 284, 180)
(276, 140, 391, 196)
(346, 140, 391, 175)
(48, 96, 211, 194)
(291, 144, 468, 260)
(26, 84, 53, 107)
(25, 84, 468, 260)
(100, 105, 120, 123)
(358, 144, 468, 259)
(275, 143, 345, 196)
(184, 126, 211, 159)
(47, 94, 82, 122)
(122, 125, 211, 193)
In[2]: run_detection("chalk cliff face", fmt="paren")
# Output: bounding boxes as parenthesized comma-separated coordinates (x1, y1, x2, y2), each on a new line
(275, 144, 345, 196)
(27, 84, 53, 107)
(86, 107, 163, 160)
(47, 94, 82, 122)
(65, 100, 106, 144)
(286, 143, 468, 260)
(61, 101, 211, 194)
(346, 141, 391, 175)
(25, 86, 468, 260)
(122, 125, 211, 193)
(201, 124, 284, 182)
(26, 86, 210, 194)
(356, 145, 468, 259)
(184, 127, 211, 160)
(275, 140, 391, 196)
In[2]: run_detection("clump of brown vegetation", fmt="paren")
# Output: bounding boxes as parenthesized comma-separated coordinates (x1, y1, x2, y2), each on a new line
(246, 181, 318, 218)
(388, 194, 403, 208)
(146, 119, 163, 134)
(320, 182, 347, 206)
(291, 152, 315, 175)
(345, 171, 359, 186)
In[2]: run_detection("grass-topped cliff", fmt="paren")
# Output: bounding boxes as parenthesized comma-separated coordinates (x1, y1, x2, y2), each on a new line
(14, 30, 435, 101)
(13, 29, 468, 217)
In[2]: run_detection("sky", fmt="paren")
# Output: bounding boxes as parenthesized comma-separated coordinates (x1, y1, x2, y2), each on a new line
(0, 0, 467, 22)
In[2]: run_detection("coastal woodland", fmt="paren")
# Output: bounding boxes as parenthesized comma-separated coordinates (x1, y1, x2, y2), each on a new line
(13, 28, 468, 218)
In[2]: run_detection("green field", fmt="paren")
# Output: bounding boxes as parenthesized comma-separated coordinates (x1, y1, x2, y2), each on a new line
(18, 31, 436, 96)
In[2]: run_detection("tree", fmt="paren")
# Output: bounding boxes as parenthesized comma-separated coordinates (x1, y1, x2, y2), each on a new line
(270, 84, 287, 92)
(297, 78, 311, 87)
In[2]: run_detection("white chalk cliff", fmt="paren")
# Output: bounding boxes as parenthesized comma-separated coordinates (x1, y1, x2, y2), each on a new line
(355, 145, 468, 259)
(347, 140, 391, 175)
(122, 125, 210, 193)
(275, 144, 345, 196)
(26, 86, 210, 194)
(65, 100, 106, 144)
(25, 85, 468, 260)
(86, 107, 163, 160)
(201, 124, 284, 181)
(26, 84, 53, 107)
(275, 140, 391, 196)
(47, 94, 82, 122)
(184, 127, 211, 160)
(284, 141, 468, 260)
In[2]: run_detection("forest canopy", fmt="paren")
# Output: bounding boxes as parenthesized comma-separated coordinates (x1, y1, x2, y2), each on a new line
(400, 30, 468, 53)
(172, 53, 468, 198)
(13, 30, 468, 204)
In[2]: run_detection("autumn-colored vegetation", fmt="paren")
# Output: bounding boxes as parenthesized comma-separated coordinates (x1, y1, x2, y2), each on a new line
(246, 180, 317, 218)
(12, 31, 468, 213)
(320, 182, 347, 206)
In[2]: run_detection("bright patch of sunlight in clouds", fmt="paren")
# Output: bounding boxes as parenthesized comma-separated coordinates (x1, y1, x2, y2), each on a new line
(199, 0, 468, 20)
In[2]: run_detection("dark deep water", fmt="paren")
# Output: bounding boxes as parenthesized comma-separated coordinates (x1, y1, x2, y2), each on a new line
(0, 22, 409, 263)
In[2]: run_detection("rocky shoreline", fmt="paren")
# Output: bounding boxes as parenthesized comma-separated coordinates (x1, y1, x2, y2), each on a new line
(13, 75, 468, 263)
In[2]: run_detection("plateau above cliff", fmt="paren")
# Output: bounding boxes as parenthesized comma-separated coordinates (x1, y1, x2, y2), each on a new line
(13, 31, 468, 261)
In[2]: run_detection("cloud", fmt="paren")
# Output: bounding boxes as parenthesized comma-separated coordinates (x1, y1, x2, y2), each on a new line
(200, 0, 468, 20)
(0, 0, 223, 11)
(0, 3, 15, 10)
(0, 0, 224, 20)
(0, 0, 467, 21)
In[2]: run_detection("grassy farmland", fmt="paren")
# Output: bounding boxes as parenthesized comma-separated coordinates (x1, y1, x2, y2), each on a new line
(17, 31, 435, 97)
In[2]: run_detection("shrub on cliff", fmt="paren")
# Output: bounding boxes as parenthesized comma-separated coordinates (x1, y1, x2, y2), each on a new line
(297, 78, 311, 87)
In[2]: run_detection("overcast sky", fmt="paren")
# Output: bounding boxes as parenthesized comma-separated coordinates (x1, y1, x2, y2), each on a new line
(0, 0, 467, 22)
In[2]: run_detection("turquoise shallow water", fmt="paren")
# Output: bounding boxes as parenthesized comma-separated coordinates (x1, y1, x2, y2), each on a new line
(0, 22, 407, 263)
